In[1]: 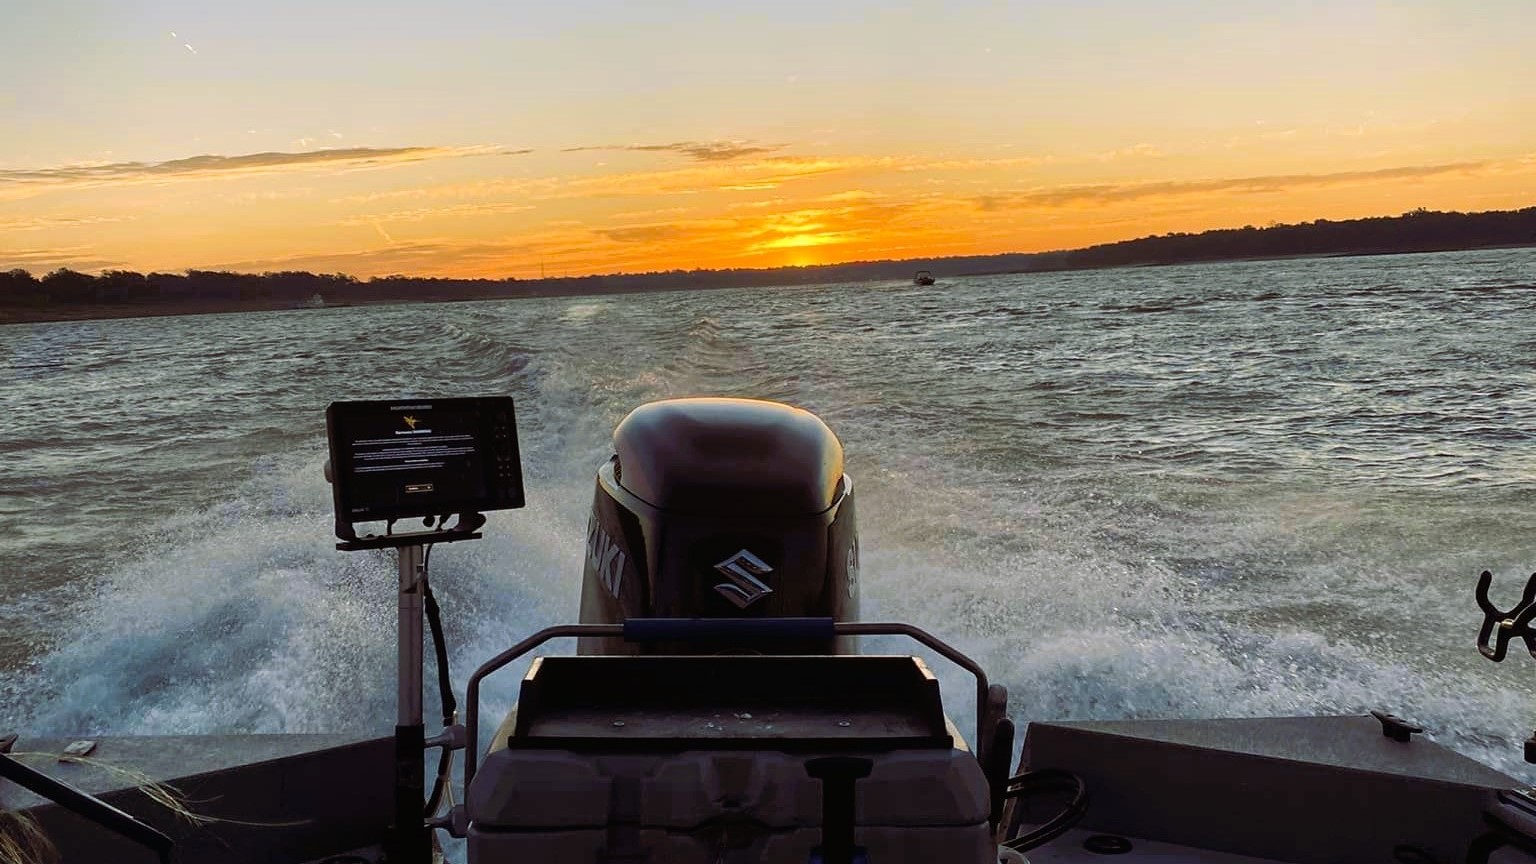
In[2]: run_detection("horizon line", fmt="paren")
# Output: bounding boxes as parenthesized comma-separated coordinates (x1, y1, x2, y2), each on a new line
(7, 203, 1533, 282)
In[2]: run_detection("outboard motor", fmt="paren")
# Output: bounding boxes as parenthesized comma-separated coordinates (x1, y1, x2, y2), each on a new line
(578, 397, 859, 653)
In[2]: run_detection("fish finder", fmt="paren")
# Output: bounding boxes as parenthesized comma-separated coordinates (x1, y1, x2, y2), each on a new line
(325, 396, 527, 863)
(325, 396, 524, 547)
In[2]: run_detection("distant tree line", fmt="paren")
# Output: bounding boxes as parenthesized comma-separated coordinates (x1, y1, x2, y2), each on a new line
(4, 206, 1533, 323)
(1044, 206, 1536, 270)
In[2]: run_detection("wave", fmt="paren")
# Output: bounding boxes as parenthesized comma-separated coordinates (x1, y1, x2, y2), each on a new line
(7, 250, 1536, 800)
(430, 317, 535, 378)
(1097, 296, 1208, 314)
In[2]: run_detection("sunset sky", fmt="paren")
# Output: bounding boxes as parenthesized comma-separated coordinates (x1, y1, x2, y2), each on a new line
(3, 0, 1533, 279)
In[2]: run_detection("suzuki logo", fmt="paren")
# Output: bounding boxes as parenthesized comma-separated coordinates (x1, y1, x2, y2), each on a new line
(586, 516, 627, 599)
(713, 549, 774, 609)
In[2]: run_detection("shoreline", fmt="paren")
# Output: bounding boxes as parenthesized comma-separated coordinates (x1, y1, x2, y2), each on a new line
(5, 241, 1533, 328)
(0, 278, 756, 326)
(955, 241, 1536, 277)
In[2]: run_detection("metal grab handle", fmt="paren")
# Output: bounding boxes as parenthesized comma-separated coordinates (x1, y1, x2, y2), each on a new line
(462, 624, 619, 795)
(0, 751, 175, 864)
(459, 620, 993, 796)
(837, 622, 992, 760)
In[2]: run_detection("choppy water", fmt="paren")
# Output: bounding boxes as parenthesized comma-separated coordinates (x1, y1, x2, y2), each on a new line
(3, 248, 1536, 782)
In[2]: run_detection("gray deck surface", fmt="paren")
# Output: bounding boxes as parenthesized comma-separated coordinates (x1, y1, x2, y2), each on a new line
(1, 733, 393, 864)
(1, 733, 377, 809)
(1043, 714, 1516, 786)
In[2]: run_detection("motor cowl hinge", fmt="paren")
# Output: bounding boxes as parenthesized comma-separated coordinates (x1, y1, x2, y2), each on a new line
(1371, 710, 1423, 743)
(431, 805, 468, 839)
(425, 724, 466, 752)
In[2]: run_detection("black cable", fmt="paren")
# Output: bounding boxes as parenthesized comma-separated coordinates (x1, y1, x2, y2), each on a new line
(1000, 768, 1089, 852)
(420, 541, 458, 817)
(422, 544, 456, 726)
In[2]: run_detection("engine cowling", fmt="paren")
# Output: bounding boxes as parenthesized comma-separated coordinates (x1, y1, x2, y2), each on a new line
(578, 398, 860, 654)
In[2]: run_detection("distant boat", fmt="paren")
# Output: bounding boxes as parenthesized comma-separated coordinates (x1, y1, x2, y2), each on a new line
(914, 270, 936, 286)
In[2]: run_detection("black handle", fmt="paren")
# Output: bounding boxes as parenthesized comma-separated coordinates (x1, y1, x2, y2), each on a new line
(807, 756, 872, 864)
(1475, 570, 1536, 662)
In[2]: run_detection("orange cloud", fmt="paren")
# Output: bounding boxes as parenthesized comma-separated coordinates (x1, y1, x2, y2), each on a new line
(562, 141, 784, 162)
(0, 214, 125, 231)
(561, 155, 889, 199)
(895, 155, 1050, 173)
(595, 219, 739, 244)
(751, 232, 851, 250)
(975, 160, 1497, 211)
(0, 145, 526, 200)
(0, 245, 125, 270)
(328, 176, 560, 205)
(206, 239, 554, 277)
(335, 201, 536, 225)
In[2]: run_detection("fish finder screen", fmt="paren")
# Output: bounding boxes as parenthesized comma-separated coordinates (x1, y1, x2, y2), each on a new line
(326, 397, 524, 533)
(346, 404, 484, 511)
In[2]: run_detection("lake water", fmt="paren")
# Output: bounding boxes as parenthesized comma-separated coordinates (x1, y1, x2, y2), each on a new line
(3, 247, 1536, 779)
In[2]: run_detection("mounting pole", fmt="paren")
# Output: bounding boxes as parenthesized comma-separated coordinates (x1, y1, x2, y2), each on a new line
(392, 543, 430, 864)
(326, 396, 522, 861)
